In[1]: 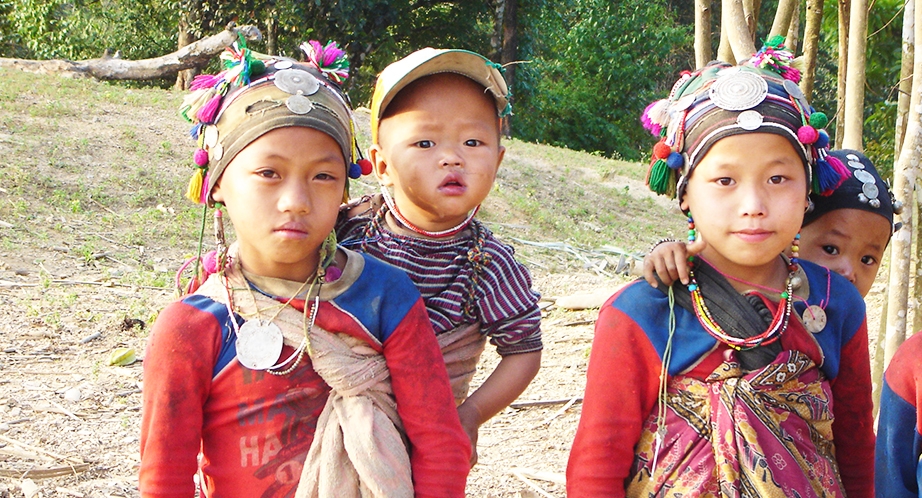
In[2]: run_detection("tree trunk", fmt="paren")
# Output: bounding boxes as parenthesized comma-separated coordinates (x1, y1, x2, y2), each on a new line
(491, 0, 505, 62)
(718, 18, 733, 62)
(842, 0, 868, 150)
(743, 0, 760, 41)
(801, 0, 825, 100)
(896, 0, 914, 157)
(769, 0, 799, 39)
(500, 0, 518, 137)
(883, 0, 922, 368)
(266, 15, 277, 56)
(695, 0, 713, 68)
(175, 16, 196, 90)
(723, 0, 757, 63)
(0, 25, 262, 80)
(785, 1, 801, 53)
(835, 0, 850, 148)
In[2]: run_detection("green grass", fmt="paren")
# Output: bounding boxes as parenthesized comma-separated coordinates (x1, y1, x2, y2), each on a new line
(0, 67, 685, 287)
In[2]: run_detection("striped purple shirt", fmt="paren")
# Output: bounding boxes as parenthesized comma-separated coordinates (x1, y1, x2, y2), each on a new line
(338, 206, 542, 356)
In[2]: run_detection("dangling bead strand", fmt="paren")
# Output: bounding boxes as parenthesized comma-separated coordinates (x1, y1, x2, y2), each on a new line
(790, 232, 801, 270)
(687, 213, 696, 243)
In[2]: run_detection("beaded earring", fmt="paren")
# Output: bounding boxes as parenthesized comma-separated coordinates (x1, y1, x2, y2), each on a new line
(789, 232, 801, 270)
(687, 213, 696, 244)
(319, 231, 341, 283)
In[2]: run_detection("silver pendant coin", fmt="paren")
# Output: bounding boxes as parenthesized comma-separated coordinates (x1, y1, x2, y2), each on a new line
(802, 305, 827, 334)
(236, 320, 284, 370)
(737, 110, 763, 130)
(862, 182, 879, 199)
(274, 59, 293, 70)
(274, 69, 320, 96)
(853, 169, 875, 184)
(286, 94, 314, 114)
(709, 71, 769, 111)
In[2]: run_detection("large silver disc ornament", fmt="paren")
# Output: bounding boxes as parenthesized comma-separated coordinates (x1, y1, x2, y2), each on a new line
(709, 71, 769, 111)
(236, 320, 284, 370)
(274, 69, 320, 96)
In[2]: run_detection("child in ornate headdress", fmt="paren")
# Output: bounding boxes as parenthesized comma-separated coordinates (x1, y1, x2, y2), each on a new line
(567, 38, 874, 497)
(139, 40, 470, 498)
(336, 48, 542, 465)
(645, 147, 899, 298)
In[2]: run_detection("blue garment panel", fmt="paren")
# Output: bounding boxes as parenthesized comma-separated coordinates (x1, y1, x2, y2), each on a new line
(875, 380, 922, 498)
(611, 281, 718, 376)
(182, 294, 241, 378)
(793, 260, 866, 380)
(332, 253, 422, 343)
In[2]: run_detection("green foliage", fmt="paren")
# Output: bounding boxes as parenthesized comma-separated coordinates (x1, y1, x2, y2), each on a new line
(3, 0, 177, 60)
(514, 0, 692, 160)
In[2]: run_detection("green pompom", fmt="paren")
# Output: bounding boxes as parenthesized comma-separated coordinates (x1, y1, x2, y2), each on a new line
(808, 112, 828, 129)
(648, 159, 671, 195)
(250, 59, 266, 76)
(766, 34, 785, 48)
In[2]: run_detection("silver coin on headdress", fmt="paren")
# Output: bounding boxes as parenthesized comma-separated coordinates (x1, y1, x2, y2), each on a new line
(862, 182, 879, 199)
(848, 160, 865, 170)
(854, 169, 875, 184)
(870, 198, 881, 208)
(846, 153, 860, 162)
(737, 110, 763, 130)
(274, 69, 320, 96)
(709, 71, 769, 111)
(209, 143, 224, 162)
(286, 94, 314, 114)
(274, 59, 294, 70)
(203, 126, 220, 148)
(783, 80, 805, 100)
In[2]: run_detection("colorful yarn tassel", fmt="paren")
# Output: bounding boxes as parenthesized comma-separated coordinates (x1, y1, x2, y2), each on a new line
(196, 93, 223, 124)
(186, 168, 205, 204)
(301, 40, 350, 83)
(647, 159, 671, 195)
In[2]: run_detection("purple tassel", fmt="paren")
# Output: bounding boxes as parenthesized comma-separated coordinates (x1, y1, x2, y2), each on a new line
(827, 154, 851, 184)
(196, 94, 222, 124)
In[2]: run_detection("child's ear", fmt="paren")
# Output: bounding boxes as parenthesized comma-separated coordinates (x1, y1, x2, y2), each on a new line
(369, 144, 394, 187)
(211, 182, 223, 204)
(495, 145, 506, 173)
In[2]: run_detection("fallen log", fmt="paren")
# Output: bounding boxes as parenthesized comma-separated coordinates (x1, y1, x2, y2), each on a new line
(0, 24, 261, 80)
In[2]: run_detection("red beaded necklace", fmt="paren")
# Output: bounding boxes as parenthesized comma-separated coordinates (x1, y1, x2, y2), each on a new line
(380, 188, 479, 239)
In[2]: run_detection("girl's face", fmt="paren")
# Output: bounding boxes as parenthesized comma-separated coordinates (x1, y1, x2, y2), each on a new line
(681, 133, 809, 287)
(211, 127, 346, 282)
(800, 209, 890, 297)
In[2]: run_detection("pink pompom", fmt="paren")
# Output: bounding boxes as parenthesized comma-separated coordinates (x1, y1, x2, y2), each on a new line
(324, 266, 342, 282)
(797, 125, 818, 144)
(193, 148, 209, 166)
(201, 250, 219, 274)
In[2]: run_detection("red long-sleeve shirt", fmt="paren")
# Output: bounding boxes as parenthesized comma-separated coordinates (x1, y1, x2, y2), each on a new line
(140, 251, 470, 497)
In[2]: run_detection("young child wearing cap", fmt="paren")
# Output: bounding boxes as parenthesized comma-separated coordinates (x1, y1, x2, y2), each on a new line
(140, 41, 470, 498)
(337, 48, 542, 465)
(644, 148, 898, 298)
(567, 38, 874, 497)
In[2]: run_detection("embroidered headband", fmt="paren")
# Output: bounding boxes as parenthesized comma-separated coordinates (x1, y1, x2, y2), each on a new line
(370, 48, 511, 143)
(805, 149, 903, 232)
(179, 38, 372, 206)
(641, 36, 849, 201)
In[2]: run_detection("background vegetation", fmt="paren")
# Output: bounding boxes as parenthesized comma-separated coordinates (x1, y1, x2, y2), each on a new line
(0, 0, 907, 173)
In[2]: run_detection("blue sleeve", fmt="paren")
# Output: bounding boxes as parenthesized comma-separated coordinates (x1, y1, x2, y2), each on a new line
(876, 352, 922, 497)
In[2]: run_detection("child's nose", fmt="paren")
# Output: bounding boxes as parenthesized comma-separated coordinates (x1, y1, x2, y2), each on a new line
(278, 183, 312, 213)
(439, 146, 464, 167)
(834, 260, 857, 285)
(739, 188, 768, 216)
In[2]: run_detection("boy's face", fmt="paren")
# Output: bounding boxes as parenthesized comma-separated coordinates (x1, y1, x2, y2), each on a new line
(371, 73, 505, 233)
(681, 133, 809, 286)
(800, 209, 890, 297)
(211, 127, 346, 281)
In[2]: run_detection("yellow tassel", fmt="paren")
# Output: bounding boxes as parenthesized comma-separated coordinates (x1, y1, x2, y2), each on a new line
(186, 168, 204, 204)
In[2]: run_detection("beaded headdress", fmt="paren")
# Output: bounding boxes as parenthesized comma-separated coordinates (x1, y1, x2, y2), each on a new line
(179, 38, 372, 206)
(641, 36, 849, 201)
(805, 149, 903, 232)
(370, 48, 511, 143)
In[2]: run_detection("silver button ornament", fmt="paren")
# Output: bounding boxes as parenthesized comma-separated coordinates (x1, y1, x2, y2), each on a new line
(737, 110, 763, 130)
(286, 94, 314, 114)
(274, 69, 320, 96)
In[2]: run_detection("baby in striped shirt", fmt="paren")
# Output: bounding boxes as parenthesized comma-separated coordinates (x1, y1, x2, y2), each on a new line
(338, 48, 543, 466)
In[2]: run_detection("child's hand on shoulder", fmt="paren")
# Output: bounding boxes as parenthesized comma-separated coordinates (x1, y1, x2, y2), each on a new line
(643, 236, 706, 287)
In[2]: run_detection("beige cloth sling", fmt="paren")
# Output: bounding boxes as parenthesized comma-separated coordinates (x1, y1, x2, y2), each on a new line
(436, 322, 487, 406)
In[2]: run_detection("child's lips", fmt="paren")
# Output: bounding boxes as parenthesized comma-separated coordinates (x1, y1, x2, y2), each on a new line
(274, 223, 310, 238)
(438, 174, 467, 195)
(733, 228, 772, 243)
